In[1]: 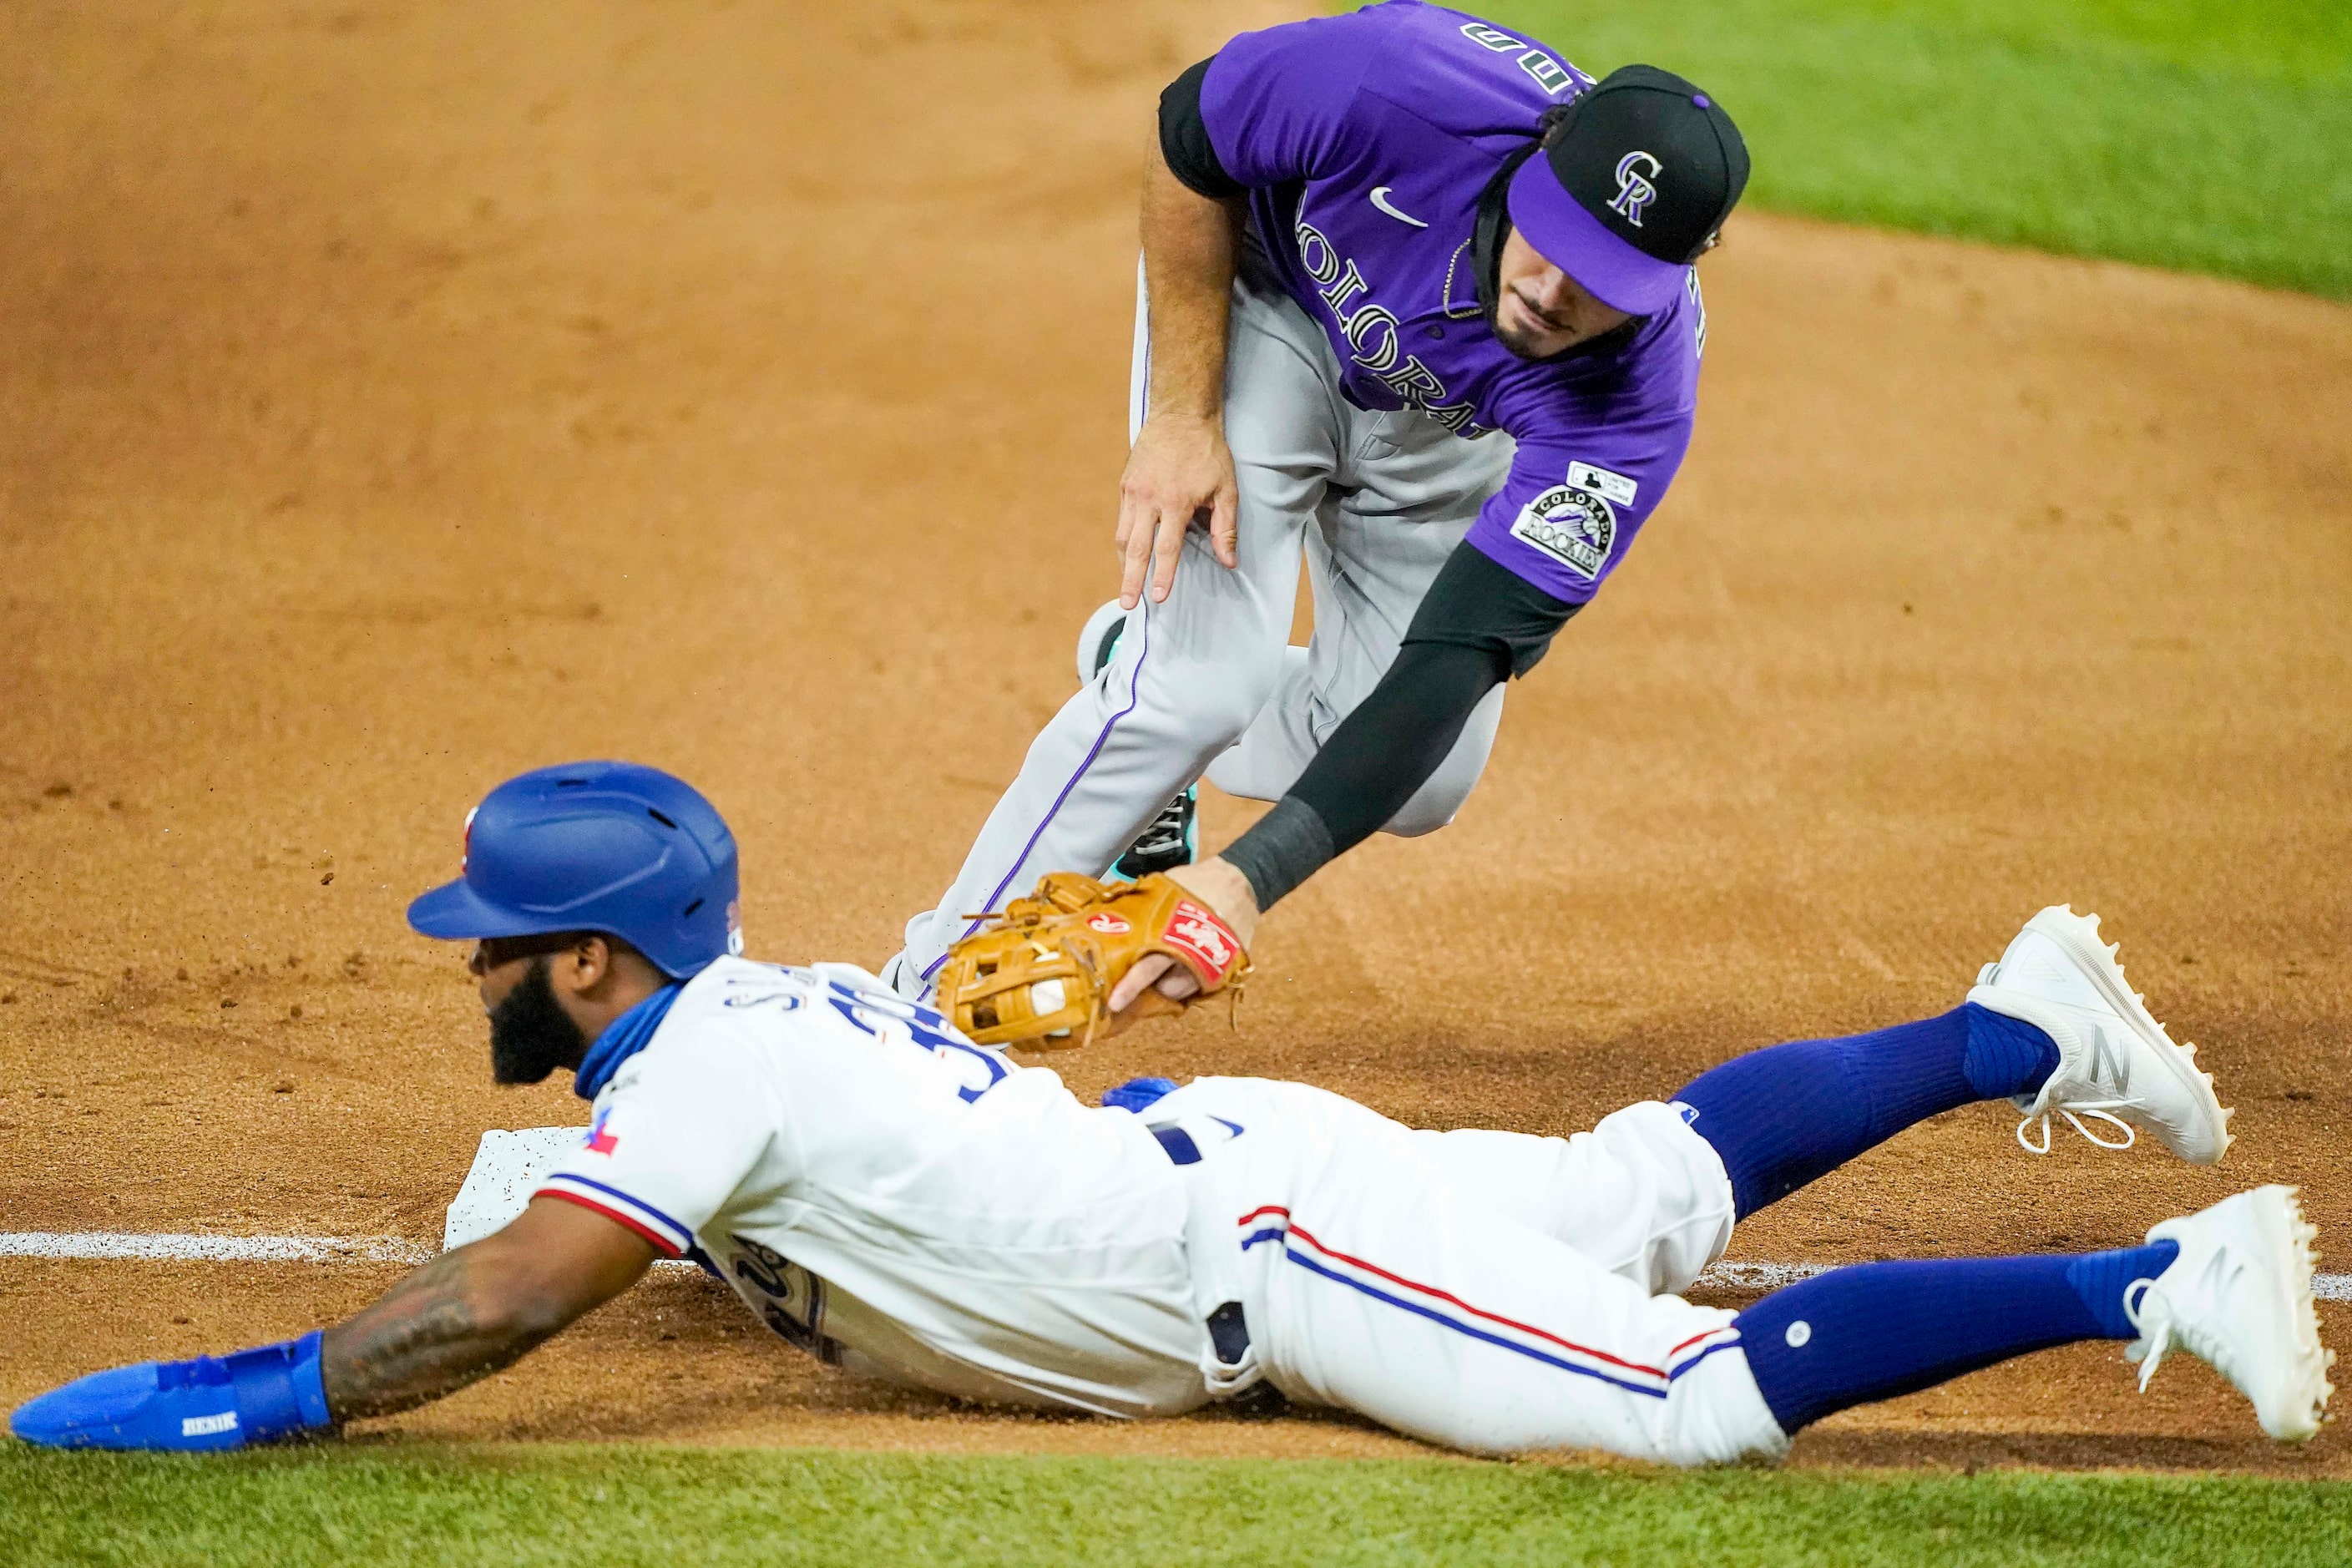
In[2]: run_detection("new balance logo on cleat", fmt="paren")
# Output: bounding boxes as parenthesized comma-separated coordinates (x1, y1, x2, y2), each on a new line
(2087, 1027, 2129, 1096)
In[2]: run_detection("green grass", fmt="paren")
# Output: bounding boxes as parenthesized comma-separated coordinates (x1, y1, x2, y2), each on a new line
(7, 1442, 2352, 1566)
(1460, 0, 2352, 298)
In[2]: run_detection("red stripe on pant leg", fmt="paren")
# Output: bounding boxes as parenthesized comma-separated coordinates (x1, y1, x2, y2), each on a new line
(1667, 1325, 1737, 1359)
(1284, 1220, 1669, 1378)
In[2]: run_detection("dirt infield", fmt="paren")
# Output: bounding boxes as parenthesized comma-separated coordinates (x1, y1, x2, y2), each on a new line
(3, 0, 2349, 1473)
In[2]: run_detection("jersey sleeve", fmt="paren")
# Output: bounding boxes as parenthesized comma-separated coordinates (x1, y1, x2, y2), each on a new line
(1468, 283, 1707, 601)
(1159, 58, 1242, 199)
(534, 1035, 781, 1257)
(1198, 11, 1383, 189)
(1464, 413, 1692, 604)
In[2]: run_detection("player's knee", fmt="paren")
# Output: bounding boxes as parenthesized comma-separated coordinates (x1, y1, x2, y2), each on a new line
(1158, 651, 1286, 746)
(1378, 686, 1502, 837)
(1380, 774, 1474, 837)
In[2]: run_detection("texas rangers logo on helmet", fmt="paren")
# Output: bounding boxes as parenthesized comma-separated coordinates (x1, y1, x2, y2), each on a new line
(1609, 150, 1662, 227)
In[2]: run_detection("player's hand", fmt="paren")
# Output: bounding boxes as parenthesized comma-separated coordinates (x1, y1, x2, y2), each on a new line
(1106, 857, 1261, 1018)
(1116, 412, 1238, 609)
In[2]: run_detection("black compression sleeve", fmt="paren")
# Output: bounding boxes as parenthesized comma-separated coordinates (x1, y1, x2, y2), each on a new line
(1159, 58, 1244, 199)
(1220, 546, 1582, 911)
(1224, 641, 1502, 910)
(1403, 539, 1582, 677)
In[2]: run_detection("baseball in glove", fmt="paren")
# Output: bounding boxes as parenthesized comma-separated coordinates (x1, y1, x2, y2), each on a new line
(934, 872, 1251, 1050)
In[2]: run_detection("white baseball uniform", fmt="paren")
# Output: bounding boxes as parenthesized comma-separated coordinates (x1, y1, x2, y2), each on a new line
(534, 956, 1785, 1463)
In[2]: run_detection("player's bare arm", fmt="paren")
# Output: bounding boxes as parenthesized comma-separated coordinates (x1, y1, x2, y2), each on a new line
(1119, 142, 1247, 609)
(319, 928, 670, 1422)
(320, 1198, 653, 1421)
(320, 929, 664, 1418)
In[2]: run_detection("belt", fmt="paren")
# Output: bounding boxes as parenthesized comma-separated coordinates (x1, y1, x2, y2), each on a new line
(1153, 1122, 1252, 1366)
(1206, 1300, 1251, 1366)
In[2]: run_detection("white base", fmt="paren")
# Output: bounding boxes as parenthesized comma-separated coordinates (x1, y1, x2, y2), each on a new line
(442, 1127, 587, 1250)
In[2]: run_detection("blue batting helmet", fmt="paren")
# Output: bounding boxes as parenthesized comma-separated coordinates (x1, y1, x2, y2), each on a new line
(406, 761, 741, 978)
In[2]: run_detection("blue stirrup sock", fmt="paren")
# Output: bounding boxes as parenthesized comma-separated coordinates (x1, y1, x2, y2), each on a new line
(1671, 1004, 2058, 1218)
(1737, 1242, 2180, 1434)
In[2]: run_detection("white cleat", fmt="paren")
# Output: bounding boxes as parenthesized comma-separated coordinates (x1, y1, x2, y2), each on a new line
(1969, 905, 2231, 1163)
(2125, 1186, 2335, 1441)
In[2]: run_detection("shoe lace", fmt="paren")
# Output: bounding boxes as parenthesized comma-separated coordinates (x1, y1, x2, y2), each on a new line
(2014, 1100, 2139, 1155)
(1126, 808, 1189, 857)
(2122, 1276, 2172, 1391)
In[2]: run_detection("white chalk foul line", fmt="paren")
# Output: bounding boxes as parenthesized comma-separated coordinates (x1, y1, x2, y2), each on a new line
(0, 1232, 717, 1270)
(0, 1232, 436, 1264)
(1692, 1261, 1830, 1292)
(5, 1234, 2349, 1301)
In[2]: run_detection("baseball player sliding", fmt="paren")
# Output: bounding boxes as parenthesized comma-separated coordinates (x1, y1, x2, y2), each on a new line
(889, 2, 1748, 1004)
(14, 764, 2332, 1459)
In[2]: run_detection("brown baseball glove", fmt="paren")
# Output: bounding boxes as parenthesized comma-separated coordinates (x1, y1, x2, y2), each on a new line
(934, 871, 1252, 1050)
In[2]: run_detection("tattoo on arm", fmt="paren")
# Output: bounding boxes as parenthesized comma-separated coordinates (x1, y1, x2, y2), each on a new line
(319, 1247, 565, 1422)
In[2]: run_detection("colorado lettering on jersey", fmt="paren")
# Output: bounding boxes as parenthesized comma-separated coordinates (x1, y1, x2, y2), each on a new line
(1294, 215, 1484, 435)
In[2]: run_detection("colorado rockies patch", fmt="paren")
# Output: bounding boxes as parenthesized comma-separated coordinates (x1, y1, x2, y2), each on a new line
(1509, 485, 1616, 579)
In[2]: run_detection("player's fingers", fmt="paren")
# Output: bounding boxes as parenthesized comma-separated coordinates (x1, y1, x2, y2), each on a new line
(1109, 953, 1176, 1014)
(1148, 503, 1187, 604)
(1117, 504, 1156, 610)
(1152, 966, 1203, 1004)
(1208, 481, 1239, 570)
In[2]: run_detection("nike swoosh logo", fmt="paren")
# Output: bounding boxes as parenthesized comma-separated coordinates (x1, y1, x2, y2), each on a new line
(1369, 186, 1428, 229)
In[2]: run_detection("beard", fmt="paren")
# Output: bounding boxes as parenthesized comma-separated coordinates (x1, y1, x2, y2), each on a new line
(1492, 316, 1550, 360)
(488, 956, 590, 1085)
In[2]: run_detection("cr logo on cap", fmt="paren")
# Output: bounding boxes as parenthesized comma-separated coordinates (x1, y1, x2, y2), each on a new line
(1609, 150, 1662, 227)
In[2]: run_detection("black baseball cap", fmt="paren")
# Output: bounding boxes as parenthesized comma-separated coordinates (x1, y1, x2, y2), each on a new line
(1506, 65, 1749, 315)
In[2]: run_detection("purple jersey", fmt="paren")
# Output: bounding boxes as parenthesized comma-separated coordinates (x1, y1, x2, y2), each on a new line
(1201, 0, 1707, 604)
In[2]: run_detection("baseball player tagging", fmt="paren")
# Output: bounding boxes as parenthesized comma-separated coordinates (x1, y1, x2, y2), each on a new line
(13, 765, 2331, 1459)
(892, 3, 1752, 999)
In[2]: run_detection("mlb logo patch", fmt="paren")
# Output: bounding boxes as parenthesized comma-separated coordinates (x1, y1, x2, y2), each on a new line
(1565, 461, 1637, 508)
(1509, 485, 1617, 579)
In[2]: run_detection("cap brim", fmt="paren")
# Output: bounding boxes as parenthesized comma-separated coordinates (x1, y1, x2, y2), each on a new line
(406, 877, 573, 942)
(1507, 157, 1687, 316)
